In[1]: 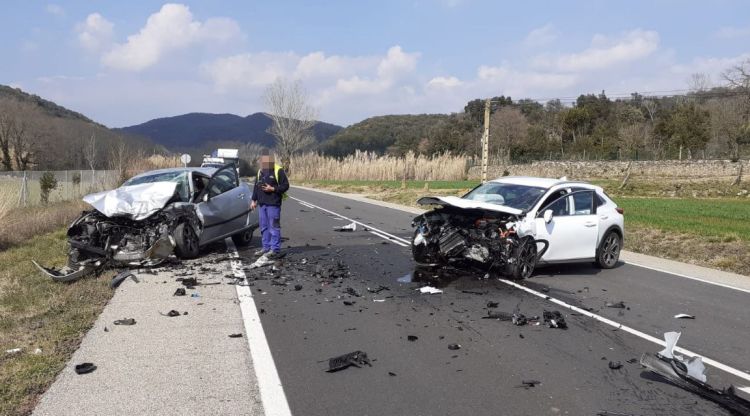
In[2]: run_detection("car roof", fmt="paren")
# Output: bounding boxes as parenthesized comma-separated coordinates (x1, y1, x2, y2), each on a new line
(129, 166, 217, 180)
(489, 176, 592, 189)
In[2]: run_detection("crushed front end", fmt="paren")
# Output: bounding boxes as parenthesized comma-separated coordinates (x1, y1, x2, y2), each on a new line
(411, 197, 547, 279)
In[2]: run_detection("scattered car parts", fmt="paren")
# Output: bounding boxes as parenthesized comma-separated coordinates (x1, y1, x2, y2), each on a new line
(640, 332, 750, 415)
(327, 351, 372, 372)
(74, 363, 97, 375)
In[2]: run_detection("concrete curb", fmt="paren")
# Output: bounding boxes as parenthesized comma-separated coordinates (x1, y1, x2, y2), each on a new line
(292, 185, 750, 292)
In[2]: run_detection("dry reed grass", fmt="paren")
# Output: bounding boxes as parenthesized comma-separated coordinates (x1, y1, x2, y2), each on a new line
(0, 180, 20, 222)
(0, 200, 86, 251)
(290, 151, 468, 181)
(125, 154, 181, 178)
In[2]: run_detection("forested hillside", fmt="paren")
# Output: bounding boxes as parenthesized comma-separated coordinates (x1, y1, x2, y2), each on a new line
(0, 85, 162, 170)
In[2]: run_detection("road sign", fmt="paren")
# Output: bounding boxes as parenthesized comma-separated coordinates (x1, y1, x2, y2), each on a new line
(180, 154, 191, 167)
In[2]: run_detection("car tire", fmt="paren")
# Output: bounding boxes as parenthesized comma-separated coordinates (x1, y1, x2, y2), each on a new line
(507, 236, 537, 280)
(596, 230, 621, 269)
(232, 228, 254, 247)
(412, 229, 438, 265)
(173, 222, 200, 259)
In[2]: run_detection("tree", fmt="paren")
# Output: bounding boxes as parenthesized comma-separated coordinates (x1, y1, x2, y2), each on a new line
(84, 132, 97, 173)
(656, 103, 711, 158)
(263, 79, 318, 170)
(0, 112, 15, 170)
(688, 73, 712, 93)
(489, 107, 528, 162)
(39, 171, 58, 205)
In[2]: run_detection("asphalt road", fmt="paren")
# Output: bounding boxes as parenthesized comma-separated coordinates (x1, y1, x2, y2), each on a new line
(236, 186, 750, 416)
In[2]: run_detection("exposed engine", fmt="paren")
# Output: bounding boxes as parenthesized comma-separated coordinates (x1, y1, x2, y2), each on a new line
(412, 207, 548, 279)
(33, 202, 202, 282)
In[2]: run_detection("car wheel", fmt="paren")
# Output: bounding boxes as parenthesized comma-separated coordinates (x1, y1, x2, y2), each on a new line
(174, 223, 200, 259)
(596, 230, 621, 269)
(232, 228, 254, 247)
(411, 229, 438, 265)
(507, 237, 537, 280)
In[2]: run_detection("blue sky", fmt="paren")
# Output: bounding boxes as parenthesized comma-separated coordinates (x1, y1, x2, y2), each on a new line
(2, 1, 749, 127)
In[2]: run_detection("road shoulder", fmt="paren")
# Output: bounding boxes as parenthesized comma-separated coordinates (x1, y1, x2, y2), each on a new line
(32, 258, 264, 416)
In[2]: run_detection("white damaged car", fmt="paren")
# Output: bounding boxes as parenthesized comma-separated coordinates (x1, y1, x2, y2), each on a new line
(411, 177, 624, 279)
(34, 165, 258, 282)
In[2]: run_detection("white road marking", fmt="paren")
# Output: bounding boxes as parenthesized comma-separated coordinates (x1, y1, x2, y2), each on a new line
(370, 230, 409, 247)
(497, 277, 750, 383)
(226, 238, 293, 416)
(290, 196, 410, 247)
(622, 261, 750, 295)
(739, 386, 750, 394)
(298, 201, 315, 209)
(292, 192, 750, 385)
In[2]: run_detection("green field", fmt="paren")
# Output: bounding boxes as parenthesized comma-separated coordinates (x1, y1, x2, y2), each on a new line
(614, 197, 750, 242)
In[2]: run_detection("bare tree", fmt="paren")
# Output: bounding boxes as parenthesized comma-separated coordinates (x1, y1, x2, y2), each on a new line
(10, 120, 40, 171)
(109, 136, 129, 182)
(84, 131, 97, 175)
(489, 107, 528, 162)
(0, 112, 15, 170)
(263, 79, 318, 170)
(688, 72, 712, 93)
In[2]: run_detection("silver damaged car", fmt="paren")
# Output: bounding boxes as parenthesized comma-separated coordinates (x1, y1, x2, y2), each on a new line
(34, 164, 258, 282)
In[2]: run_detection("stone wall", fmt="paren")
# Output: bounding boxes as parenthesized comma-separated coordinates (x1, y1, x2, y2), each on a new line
(467, 159, 747, 182)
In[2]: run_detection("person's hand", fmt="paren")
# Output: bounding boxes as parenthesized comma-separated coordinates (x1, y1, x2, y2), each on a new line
(250, 200, 257, 210)
(261, 184, 275, 192)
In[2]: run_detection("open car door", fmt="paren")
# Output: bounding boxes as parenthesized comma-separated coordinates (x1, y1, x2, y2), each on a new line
(197, 164, 251, 244)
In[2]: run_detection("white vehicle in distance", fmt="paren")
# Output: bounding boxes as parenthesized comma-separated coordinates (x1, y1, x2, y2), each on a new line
(411, 176, 624, 279)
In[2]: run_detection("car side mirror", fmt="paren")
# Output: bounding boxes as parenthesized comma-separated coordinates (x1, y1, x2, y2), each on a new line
(543, 209, 553, 224)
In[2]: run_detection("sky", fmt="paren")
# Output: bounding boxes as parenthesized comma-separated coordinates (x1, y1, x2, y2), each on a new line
(2, 0, 750, 128)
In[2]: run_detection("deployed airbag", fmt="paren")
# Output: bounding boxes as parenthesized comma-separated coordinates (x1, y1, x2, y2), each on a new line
(83, 182, 179, 220)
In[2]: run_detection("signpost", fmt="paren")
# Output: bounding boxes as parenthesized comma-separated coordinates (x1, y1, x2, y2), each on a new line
(180, 154, 191, 168)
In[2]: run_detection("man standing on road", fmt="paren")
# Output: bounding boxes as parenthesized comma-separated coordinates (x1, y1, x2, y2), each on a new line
(250, 150, 289, 266)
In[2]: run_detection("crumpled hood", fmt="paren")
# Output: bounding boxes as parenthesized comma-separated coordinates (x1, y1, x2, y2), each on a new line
(83, 182, 178, 221)
(417, 196, 523, 215)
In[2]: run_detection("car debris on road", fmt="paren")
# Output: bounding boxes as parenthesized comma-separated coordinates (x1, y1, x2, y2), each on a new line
(326, 351, 372, 372)
(640, 331, 750, 415)
(674, 313, 696, 319)
(333, 222, 357, 232)
(74, 363, 97, 375)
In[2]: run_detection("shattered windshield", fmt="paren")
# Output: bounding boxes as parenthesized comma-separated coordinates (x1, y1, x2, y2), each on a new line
(463, 183, 546, 211)
(122, 171, 190, 202)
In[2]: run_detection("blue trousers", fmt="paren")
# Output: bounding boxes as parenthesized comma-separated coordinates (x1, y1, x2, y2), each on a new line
(259, 204, 282, 252)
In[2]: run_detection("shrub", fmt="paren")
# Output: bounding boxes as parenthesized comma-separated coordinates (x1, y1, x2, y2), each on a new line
(39, 172, 58, 205)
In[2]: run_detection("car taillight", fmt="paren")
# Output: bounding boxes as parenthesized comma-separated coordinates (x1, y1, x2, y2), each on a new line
(615, 207, 624, 215)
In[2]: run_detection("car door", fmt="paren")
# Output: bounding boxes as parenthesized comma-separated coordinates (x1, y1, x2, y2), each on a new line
(197, 165, 250, 244)
(534, 190, 599, 262)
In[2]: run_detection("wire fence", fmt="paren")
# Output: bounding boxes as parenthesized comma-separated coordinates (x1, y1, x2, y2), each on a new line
(0, 170, 120, 208)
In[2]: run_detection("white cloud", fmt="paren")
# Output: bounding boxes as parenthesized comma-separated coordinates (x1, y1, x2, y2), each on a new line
(203, 52, 298, 90)
(75, 13, 114, 53)
(523, 24, 557, 47)
(715, 26, 750, 39)
(377, 46, 419, 79)
(294, 52, 376, 79)
(45, 4, 64, 17)
(533, 29, 659, 72)
(427, 76, 463, 88)
(101, 3, 242, 71)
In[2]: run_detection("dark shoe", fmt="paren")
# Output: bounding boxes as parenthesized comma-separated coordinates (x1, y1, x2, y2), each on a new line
(254, 248, 269, 257)
(266, 251, 280, 259)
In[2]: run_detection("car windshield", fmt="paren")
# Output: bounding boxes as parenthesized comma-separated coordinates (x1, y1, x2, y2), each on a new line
(463, 182, 547, 211)
(122, 171, 190, 202)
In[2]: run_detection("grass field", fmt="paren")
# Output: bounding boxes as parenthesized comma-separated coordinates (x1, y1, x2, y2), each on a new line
(299, 179, 750, 276)
(0, 230, 113, 416)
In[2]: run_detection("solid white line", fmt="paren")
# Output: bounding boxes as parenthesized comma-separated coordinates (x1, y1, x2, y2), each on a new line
(623, 261, 750, 295)
(290, 196, 411, 246)
(226, 238, 293, 416)
(370, 230, 409, 247)
(497, 278, 750, 383)
(298, 201, 315, 209)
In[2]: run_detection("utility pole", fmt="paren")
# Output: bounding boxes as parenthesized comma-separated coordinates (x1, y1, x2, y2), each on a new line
(481, 98, 490, 183)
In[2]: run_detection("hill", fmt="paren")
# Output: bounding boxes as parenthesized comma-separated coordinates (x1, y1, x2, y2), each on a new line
(0, 85, 160, 170)
(119, 112, 343, 151)
(322, 114, 451, 156)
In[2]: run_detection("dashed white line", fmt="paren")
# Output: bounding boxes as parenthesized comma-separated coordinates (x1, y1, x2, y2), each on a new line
(226, 238, 293, 416)
(292, 193, 750, 386)
(290, 196, 411, 247)
(498, 277, 750, 383)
